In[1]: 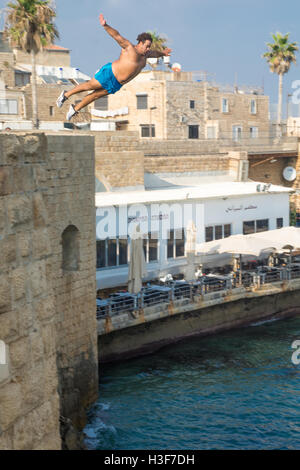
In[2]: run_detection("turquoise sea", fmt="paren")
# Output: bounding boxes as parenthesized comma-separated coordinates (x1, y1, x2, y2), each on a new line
(84, 315, 300, 450)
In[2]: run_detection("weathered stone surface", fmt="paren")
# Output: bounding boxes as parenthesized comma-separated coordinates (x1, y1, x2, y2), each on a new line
(0, 382, 22, 430)
(32, 228, 51, 260)
(0, 167, 12, 196)
(0, 310, 18, 341)
(10, 266, 27, 302)
(9, 337, 30, 370)
(0, 134, 22, 164)
(32, 192, 47, 228)
(0, 234, 17, 267)
(0, 275, 11, 314)
(23, 134, 48, 163)
(17, 232, 31, 258)
(7, 195, 32, 229)
(12, 166, 34, 193)
(28, 261, 47, 298)
(0, 133, 98, 450)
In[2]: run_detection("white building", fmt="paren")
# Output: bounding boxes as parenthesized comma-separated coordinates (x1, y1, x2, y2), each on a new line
(95, 177, 292, 289)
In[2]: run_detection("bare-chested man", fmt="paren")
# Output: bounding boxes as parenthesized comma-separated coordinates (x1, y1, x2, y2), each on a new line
(57, 13, 172, 120)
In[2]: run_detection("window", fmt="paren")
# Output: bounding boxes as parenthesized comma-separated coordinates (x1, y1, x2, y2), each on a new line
(167, 229, 185, 259)
(243, 221, 255, 235)
(205, 226, 214, 242)
(190, 100, 195, 109)
(277, 218, 283, 229)
(143, 233, 159, 263)
(96, 237, 129, 269)
(250, 126, 258, 139)
(207, 126, 217, 139)
(205, 224, 232, 242)
(94, 95, 108, 111)
(232, 125, 242, 141)
(49, 106, 54, 116)
(0, 99, 18, 115)
(15, 71, 30, 87)
(250, 99, 257, 114)
(256, 219, 269, 233)
(243, 219, 269, 235)
(141, 124, 155, 137)
(62, 225, 80, 272)
(222, 98, 229, 113)
(188, 125, 199, 139)
(137, 94, 148, 109)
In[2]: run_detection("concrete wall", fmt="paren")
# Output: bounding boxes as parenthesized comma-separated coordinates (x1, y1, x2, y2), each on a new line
(0, 132, 98, 450)
(14, 48, 71, 68)
(98, 284, 300, 363)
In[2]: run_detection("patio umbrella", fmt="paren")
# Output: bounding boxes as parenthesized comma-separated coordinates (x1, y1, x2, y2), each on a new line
(128, 226, 147, 294)
(197, 233, 277, 285)
(185, 220, 197, 281)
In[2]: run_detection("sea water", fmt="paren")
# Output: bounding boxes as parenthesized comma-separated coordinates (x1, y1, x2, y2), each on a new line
(84, 315, 300, 450)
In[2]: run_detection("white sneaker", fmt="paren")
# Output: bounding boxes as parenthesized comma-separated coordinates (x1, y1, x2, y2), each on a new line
(66, 104, 78, 121)
(56, 90, 68, 108)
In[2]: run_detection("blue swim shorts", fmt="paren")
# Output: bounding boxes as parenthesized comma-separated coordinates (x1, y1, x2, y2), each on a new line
(94, 62, 123, 95)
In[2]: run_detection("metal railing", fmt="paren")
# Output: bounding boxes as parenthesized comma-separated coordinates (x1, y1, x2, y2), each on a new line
(96, 263, 300, 320)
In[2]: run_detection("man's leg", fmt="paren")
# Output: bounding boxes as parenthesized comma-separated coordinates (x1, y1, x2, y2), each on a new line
(66, 88, 109, 120)
(74, 88, 109, 112)
(65, 78, 103, 100)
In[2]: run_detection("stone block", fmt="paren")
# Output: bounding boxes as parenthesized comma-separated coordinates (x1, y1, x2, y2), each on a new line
(32, 193, 47, 228)
(17, 303, 34, 333)
(0, 311, 18, 341)
(30, 331, 44, 363)
(32, 228, 51, 260)
(17, 232, 31, 258)
(0, 167, 12, 196)
(0, 134, 22, 164)
(0, 430, 13, 450)
(7, 195, 32, 229)
(0, 200, 5, 235)
(0, 275, 11, 314)
(9, 337, 30, 370)
(35, 297, 55, 322)
(0, 234, 17, 267)
(22, 362, 45, 412)
(0, 381, 22, 430)
(12, 166, 34, 193)
(12, 415, 34, 450)
(10, 266, 27, 302)
(22, 134, 48, 163)
(28, 261, 47, 298)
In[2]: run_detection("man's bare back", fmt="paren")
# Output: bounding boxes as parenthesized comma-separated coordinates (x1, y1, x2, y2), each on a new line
(57, 13, 171, 120)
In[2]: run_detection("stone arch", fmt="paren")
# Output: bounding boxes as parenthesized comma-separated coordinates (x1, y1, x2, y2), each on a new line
(62, 225, 80, 272)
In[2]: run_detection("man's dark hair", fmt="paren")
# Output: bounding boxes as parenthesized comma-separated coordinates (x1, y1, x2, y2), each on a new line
(137, 32, 153, 44)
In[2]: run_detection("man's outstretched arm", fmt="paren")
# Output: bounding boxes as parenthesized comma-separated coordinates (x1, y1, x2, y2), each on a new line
(99, 14, 131, 49)
(147, 48, 172, 58)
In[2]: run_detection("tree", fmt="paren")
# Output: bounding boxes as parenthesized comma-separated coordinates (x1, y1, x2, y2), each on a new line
(263, 32, 298, 137)
(147, 29, 169, 69)
(4, 0, 59, 128)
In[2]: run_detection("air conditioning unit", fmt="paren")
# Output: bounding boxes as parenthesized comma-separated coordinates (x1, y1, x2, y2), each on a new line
(180, 116, 188, 123)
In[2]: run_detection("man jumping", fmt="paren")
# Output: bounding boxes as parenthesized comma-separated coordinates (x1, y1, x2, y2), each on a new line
(57, 14, 172, 120)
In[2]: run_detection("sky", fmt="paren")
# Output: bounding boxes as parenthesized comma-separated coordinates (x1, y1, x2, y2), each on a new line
(1, 0, 300, 108)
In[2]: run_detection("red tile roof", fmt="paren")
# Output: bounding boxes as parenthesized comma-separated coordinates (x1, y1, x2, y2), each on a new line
(45, 44, 69, 51)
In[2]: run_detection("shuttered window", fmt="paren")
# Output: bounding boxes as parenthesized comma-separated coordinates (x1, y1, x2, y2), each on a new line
(137, 94, 148, 109)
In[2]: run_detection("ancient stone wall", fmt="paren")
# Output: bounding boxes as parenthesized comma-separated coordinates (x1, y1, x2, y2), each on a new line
(94, 132, 144, 190)
(0, 132, 98, 450)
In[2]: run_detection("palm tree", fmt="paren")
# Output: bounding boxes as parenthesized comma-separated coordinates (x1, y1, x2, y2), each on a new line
(263, 32, 298, 137)
(4, 0, 59, 128)
(147, 30, 169, 69)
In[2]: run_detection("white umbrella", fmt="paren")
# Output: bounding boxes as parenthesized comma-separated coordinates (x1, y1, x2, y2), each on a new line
(128, 226, 147, 294)
(253, 227, 300, 251)
(197, 234, 276, 257)
(185, 221, 197, 281)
